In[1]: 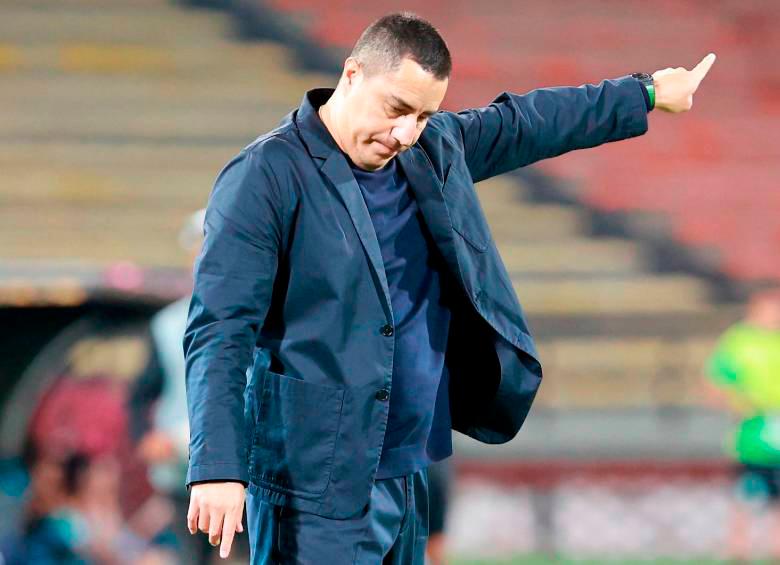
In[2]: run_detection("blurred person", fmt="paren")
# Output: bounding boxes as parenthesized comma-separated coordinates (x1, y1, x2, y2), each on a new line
(3, 443, 75, 564)
(425, 459, 453, 565)
(12, 445, 175, 565)
(47, 451, 173, 565)
(131, 209, 206, 491)
(706, 287, 780, 559)
(183, 11, 716, 563)
(0, 455, 30, 560)
(128, 209, 236, 564)
(19, 376, 131, 563)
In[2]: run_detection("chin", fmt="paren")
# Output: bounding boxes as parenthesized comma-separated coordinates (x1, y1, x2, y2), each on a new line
(360, 154, 386, 169)
(374, 156, 394, 168)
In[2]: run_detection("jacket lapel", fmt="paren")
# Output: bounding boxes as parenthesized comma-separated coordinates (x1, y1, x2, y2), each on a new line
(294, 88, 461, 320)
(294, 89, 396, 320)
(398, 149, 463, 285)
(320, 152, 394, 321)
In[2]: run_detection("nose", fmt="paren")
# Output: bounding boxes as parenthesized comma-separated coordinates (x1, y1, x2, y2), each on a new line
(390, 115, 417, 148)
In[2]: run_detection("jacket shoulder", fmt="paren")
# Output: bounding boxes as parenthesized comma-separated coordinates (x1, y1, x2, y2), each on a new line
(417, 111, 470, 179)
(424, 111, 467, 152)
(218, 123, 302, 229)
(242, 121, 303, 169)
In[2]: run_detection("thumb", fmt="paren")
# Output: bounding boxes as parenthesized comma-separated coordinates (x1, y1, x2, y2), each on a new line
(692, 52, 717, 83)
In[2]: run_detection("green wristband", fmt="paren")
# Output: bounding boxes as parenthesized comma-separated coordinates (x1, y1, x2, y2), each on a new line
(631, 72, 656, 111)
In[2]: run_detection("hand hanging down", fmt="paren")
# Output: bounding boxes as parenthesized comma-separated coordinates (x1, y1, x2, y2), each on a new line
(187, 481, 246, 559)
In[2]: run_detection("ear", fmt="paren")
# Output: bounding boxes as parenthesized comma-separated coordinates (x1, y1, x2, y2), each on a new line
(343, 57, 363, 88)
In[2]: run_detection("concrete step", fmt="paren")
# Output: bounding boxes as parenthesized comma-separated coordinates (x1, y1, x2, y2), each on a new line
(533, 371, 696, 408)
(536, 336, 715, 370)
(0, 60, 327, 104)
(0, 4, 231, 46)
(478, 176, 588, 241)
(485, 207, 586, 242)
(0, 103, 288, 140)
(0, 205, 201, 230)
(0, 169, 216, 207)
(1, 86, 300, 125)
(528, 308, 741, 340)
(476, 175, 532, 201)
(0, 0, 169, 6)
(532, 335, 718, 408)
(0, 142, 240, 170)
(0, 41, 333, 86)
(499, 239, 644, 274)
(0, 232, 190, 268)
(515, 276, 710, 315)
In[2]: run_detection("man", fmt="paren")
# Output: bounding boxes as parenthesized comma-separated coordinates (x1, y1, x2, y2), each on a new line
(705, 288, 780, 559)
(184, 12, 716, 563)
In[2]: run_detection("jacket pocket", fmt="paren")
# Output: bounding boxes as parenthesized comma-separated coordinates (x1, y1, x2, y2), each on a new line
(442, 169, 490, 253)
(249, 370, 344, 497)
(452, 223, 488, 253)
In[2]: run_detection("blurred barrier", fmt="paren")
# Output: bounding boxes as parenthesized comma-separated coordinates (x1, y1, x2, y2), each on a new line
(449, 459, 780, 562)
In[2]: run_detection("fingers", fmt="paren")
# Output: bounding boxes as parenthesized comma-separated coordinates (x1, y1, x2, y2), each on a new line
(186, 483, 245, 559)
(187, 497, 199, 535)
(692, 52, 717, 83)
(219, 510, 239, 559)
(208, 510, 224, 547)
(198, 505, 212, 538)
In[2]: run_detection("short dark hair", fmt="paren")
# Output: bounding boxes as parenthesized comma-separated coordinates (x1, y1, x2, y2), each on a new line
(351, 12, 451, 80)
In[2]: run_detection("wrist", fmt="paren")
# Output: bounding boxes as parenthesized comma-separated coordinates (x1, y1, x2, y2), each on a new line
(631, 72, 655, 111)
(646, 80, 655, 109)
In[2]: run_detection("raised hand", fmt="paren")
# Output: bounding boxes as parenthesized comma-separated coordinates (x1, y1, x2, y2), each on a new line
(652, 53, 717, 113)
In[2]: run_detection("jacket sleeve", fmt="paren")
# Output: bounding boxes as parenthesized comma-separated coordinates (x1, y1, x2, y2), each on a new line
(183, 149, 283, 487)
(438, 75, 649, 183)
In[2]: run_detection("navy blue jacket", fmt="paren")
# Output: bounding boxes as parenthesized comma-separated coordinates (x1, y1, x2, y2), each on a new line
(184, 76, 649, 518)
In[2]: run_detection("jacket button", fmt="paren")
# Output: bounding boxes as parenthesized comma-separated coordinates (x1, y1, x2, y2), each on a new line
(375, 389, 390, 401)
(379, 324, 394, 337)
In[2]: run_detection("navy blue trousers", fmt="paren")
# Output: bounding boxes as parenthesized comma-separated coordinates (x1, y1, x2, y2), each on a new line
(246, 468, 429, 564)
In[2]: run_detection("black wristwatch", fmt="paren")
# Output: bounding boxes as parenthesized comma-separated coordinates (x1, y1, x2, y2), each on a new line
(631, 72, 655, 111)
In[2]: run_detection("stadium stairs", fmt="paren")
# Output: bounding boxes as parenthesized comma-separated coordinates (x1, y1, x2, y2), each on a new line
(0, 0, 331, 268)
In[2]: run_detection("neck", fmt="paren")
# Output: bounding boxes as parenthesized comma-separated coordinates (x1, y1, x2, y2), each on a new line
(318, 92, 348, 155)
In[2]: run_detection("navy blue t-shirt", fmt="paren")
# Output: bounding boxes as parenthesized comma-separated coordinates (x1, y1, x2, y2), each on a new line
(349, 156, 453, 479)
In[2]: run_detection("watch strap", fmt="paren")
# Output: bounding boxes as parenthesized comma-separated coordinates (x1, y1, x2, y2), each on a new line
(631, 72, 655, 111)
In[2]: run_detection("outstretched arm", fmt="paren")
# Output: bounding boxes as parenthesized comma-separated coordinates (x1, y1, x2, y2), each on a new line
(435, 52, 717, 183)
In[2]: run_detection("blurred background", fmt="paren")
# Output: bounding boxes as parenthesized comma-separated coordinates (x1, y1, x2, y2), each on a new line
(1, 0, 779, 563)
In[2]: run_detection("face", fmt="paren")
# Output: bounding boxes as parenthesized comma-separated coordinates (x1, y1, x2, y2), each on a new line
(337, 57, 448, 171)
(750, 294, 780, 330)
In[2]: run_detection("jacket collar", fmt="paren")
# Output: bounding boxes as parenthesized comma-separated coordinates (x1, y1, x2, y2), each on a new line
(295, 88, 396, 320)
(294, 87, 440, 187)
(293, 88, 466, 323)
(295, 88, 340, 161)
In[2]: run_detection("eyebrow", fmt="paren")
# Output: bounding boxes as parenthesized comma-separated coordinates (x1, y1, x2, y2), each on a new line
(388, 95, 437, 117)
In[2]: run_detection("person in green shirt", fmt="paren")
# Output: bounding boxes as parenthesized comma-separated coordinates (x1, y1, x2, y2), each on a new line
(706, 287, 780, 559)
